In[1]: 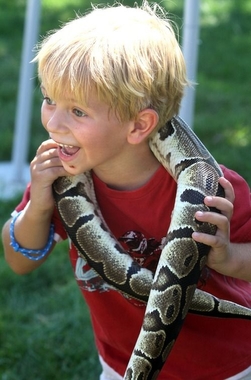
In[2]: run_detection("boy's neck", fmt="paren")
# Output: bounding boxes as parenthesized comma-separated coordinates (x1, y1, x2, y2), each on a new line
(93, 145, 160, 191)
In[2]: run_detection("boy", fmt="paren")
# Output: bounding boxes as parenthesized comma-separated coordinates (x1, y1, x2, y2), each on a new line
(2, 2, 251, 379)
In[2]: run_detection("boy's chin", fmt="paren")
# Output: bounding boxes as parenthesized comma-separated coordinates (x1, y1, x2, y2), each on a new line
(62, 163, 79, 176)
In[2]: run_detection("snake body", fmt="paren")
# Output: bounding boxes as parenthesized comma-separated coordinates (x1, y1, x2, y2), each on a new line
(53, 116, 251, 379)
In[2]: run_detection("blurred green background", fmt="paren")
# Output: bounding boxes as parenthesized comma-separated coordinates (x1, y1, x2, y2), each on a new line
(0, 0, 250, 379)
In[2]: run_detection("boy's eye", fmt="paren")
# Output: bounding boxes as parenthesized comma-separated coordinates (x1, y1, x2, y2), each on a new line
(73, 108, 86, 117)
(43, 96, 55, 105)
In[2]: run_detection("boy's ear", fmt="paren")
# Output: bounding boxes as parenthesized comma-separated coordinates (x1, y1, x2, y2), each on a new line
(127, 108, 159, 145)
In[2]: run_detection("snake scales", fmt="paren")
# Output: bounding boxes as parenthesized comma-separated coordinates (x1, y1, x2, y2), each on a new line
(53, 116, 251, 379)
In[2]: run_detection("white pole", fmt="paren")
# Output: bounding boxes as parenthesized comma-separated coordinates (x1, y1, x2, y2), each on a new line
(11, 0, 41, 181)
(179, 0, 200, 128)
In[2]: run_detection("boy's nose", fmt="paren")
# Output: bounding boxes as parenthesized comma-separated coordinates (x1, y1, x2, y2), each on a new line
(46, 109, 68, 133)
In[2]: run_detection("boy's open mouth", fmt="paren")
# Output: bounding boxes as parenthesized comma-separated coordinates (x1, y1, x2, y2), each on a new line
(58, 144, 80, 157)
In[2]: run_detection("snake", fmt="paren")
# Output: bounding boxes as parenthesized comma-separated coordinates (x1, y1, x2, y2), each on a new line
(53, 116, 251, 380)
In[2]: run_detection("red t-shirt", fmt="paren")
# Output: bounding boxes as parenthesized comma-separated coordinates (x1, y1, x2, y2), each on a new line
(16, 165, 251, 380)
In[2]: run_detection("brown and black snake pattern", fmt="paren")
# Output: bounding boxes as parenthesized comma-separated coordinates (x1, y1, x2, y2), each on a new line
(53, 116, 251, 380)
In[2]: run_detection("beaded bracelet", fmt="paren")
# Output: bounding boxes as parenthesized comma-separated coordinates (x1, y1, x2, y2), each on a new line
(10, 211, 55, 261)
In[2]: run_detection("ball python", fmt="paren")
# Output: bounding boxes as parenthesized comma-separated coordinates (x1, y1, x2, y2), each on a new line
(53, 116, 251, 380)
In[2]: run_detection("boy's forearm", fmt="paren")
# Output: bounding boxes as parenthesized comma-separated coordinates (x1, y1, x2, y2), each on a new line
(2, 206, 55, 274)
(227, 243, 251, 282)
(211, 242, 251, 282)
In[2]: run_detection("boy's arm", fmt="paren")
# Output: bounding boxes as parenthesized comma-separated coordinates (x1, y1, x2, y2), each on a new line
(2, 213, 56, 274)
(1, 139, 69, 275)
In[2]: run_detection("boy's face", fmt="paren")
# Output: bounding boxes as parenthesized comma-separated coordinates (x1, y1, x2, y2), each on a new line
(41, 85, 133, 178)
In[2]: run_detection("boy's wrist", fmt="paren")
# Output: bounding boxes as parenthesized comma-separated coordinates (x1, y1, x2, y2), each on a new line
(24, 199, 54, 222)
(10, 211, 55, 260)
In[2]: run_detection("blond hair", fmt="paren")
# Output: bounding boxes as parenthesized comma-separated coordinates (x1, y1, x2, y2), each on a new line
(34, 1, 188, 129)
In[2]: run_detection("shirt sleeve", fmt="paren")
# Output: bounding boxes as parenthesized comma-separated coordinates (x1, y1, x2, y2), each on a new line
(14, 183, 67, 241)
(221, 165, 251, 242)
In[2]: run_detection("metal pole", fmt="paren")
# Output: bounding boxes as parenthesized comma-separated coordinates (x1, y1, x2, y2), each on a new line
(179, 0, 200, 128)
(11, 0, 41, 181)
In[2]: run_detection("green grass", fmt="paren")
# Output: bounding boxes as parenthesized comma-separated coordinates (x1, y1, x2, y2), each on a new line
(0, 0, 251, 379)
(0, 247, 100, 379)
(195, 1, 251, 182)
(0, 200, 100, 379)
(0, 245, 101, 380)
(0, 201, 101, 379)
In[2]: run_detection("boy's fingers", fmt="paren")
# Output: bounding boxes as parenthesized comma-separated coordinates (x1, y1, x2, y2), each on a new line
(218, 177, 235, 203)
(192, 231, 223, 248)
(203, 195, 233, 220)
(195, 211, 229, 233)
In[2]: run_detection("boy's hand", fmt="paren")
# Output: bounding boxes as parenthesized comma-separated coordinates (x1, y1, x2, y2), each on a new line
(29, 139, 70, 212)
(192, 177, 234, 271)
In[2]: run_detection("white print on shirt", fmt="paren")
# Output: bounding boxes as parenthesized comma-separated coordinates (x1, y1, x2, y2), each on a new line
(119, 230, 166, 272)
(75, 255, 113, 292)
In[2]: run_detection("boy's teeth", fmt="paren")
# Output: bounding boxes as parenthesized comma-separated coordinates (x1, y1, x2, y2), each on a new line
(59, 144, 74, 148)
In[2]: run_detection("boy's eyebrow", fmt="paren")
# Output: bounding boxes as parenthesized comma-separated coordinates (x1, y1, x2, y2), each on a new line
(39, 84, 88, 107)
